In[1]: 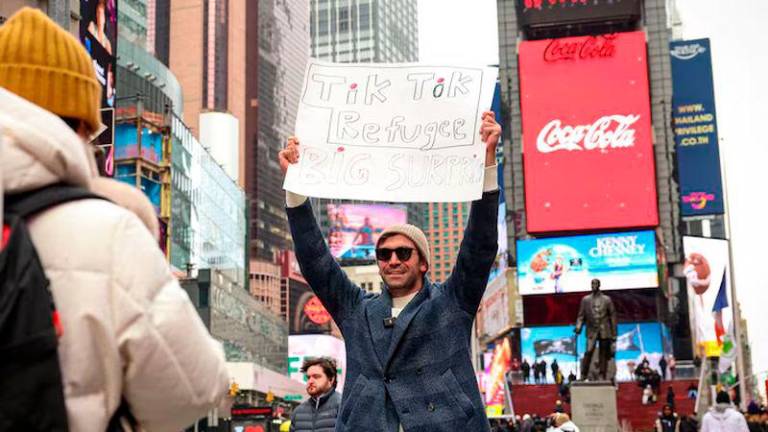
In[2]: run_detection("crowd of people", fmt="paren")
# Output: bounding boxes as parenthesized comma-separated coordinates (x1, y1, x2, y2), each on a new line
(489, 412, 580, 432)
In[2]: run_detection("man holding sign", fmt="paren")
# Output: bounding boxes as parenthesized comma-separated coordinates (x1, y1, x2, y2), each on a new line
(279, 104, 500, 431)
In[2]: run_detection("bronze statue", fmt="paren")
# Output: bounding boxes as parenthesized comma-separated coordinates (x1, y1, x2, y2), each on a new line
(574, 279, 617, 382)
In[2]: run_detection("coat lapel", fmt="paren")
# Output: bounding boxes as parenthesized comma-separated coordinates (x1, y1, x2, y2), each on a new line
(365, 291, 393, 370)
(384, 278, 432, 370)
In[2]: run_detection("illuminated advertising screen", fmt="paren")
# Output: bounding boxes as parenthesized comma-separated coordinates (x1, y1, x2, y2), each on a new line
(115, 124, 164, 164)
(670, 39, 725, 216)
(326, 204, 407, 261)
(289, 279, 333, 335)
(483, 337, 512, 412)
(521, 322, 664, 382)
(517, 230, 658, 295)
(515, 0, 641, 29)
(288, 335, 347, 392)
(519, 31, 658, 233)
(79, 0, 117, 109)
(682, 236, 733, 357)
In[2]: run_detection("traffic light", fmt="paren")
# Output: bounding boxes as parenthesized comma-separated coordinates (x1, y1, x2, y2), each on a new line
(229, 381, 239, 397)
(266, 390, 274, 403)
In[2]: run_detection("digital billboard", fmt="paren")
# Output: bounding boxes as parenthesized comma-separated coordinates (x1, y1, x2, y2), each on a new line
(115, 124, 164, 164)
(288, 278, 332, 335)
(327, 204, 407, 261)
(515, 0, 641, 29)
(79, 0, 117, 109)
(288, 335, 347, 392)
(520, 322, 664, 382)
(670, 39, 725, 216)
(517, 231, 658, 295)
(682, 236, 732, 357)
(483, 337, 512, 412)
(519, 31, 658, 233)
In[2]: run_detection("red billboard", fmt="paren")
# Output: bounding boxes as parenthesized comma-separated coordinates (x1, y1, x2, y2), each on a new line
(519, 31, 658, 233)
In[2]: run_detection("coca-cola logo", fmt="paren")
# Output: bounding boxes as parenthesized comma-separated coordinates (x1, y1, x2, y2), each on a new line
(544, 34, 617, 62)
(537, 114, 640, 153)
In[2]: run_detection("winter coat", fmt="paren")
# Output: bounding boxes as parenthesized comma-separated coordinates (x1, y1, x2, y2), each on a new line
(0, 87, 229, 431)
(701, 404, 750, 432)
(287, 190, 499, 432)
(289, 389, 341, 432)
(554, 420, 580, 432)
(656, 415, 680, 432)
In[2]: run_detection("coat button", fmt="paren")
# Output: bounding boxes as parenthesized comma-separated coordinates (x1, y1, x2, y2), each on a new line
(427, 402, 436, 412)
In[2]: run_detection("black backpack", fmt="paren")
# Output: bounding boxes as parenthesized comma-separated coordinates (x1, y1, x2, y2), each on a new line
(0, 184, 134, 431)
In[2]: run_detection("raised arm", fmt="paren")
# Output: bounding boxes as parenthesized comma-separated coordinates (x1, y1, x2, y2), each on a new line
(281, 137, 365, 326)
(442, 111, 501, 315)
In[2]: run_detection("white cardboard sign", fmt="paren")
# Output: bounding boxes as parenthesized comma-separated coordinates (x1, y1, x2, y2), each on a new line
(284, 60, 498, 202)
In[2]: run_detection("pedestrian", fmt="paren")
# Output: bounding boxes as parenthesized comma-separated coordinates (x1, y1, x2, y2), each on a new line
(0, 8, 229, 431)
(568, 370, 577, 384)
(659, 355, 668, 380)
(551, 359, 560, 382)
(643, 384, 655, 405)
(522, 358, 532, 384)
(279, 111, 502, 432)
(655, 404, 680, 432)
(534, 361, 541, 384)
(554, 399, 564, 413)
(551, 412, 580, 432)
(521, 414, 534, 432)
(679, 414, 698, 432)
(668, 355, 676, 379)
(701, 391, 749, 432)
(687, 383, 698, 400)
(540, 359, 548, 383)
(290, 357, 341, 432)
(667, 385, 676, 410)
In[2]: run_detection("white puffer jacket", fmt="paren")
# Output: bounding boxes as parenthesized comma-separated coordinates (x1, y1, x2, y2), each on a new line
(701, 403, 749, 432)
(0, 88, 229, 431)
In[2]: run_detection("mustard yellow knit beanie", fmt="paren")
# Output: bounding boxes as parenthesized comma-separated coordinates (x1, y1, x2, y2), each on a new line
(0, 7, 101, 132)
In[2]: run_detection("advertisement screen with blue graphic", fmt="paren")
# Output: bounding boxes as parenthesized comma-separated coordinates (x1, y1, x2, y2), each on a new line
(517, 231, 658, 295)
(520, 322, 664, 382)
(670, 39, 724, 216)
(326, 204, 407, 261)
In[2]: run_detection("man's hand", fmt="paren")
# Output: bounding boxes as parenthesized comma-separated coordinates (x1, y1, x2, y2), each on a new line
(479, 111, 501, 167)
(278, 136, 300, 175)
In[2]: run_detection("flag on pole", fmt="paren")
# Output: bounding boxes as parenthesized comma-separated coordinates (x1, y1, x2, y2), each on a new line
(615, 327, 641, 352)
(711, 269, 728, 346)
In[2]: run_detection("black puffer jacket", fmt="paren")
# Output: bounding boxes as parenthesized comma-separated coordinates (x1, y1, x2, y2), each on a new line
(290, 389, 341, 432)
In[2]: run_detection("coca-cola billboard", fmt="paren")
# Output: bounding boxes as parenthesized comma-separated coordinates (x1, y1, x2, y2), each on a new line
(516, 0, 641, 29)
(519, 31, 658, 233)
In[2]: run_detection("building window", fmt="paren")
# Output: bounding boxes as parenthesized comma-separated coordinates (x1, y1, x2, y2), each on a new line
(339, 6, 349, 32)
(199, 285, 209, 308)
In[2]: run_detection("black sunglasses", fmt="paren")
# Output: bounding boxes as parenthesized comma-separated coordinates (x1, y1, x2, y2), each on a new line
(375, 247, 415, 262)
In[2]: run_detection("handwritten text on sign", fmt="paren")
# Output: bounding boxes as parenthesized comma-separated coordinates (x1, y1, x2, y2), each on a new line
(284, 61, 498, 202)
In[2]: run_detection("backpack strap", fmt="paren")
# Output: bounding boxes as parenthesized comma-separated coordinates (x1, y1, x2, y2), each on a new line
(4, 183, 108, 219)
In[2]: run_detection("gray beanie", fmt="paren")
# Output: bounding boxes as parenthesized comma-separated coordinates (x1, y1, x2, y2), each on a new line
(376, 224, 430, 267)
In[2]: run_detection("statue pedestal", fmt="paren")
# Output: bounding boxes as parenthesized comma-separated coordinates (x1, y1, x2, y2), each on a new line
(570, 381, 618, 432)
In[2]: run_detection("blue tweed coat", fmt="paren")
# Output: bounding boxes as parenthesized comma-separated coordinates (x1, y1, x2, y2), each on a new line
(287, 191, 499, 432)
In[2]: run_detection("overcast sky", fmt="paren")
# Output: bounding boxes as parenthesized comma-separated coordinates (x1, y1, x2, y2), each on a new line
(419, 0, 768, 392)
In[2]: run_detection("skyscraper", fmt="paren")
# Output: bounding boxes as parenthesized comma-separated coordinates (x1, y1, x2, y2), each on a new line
(255, 0, 310, 261)
(310, 0, 418, 63)
(308, 0, 424, 238)
(426, 202, 470, 283)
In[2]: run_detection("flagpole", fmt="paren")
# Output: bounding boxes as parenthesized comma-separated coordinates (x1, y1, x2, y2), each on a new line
(721, 140, 748, 409)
